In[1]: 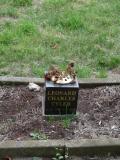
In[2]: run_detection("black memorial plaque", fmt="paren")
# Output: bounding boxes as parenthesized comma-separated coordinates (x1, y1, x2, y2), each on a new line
(44, 80, 79, 115)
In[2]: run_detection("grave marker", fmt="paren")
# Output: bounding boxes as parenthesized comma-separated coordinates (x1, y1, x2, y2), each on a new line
(44, 79, 79, 115)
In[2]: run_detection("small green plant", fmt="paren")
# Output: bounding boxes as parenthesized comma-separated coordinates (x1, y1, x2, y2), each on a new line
(0, 6, 18, 17)
(0, 0, 10, 5)
(0, 61, 7, 68)
(0, 31, 15, 45)
(12, 0, 32, 6)
(0, 71, 9, 76)
(18, 20, 37, 36)
(77, 67, 92, 78)
(32, 65, 44, 77)
(49, 10, 85, 30)
(98, 55, 120, 69)
(61, 118, 71, 129)
(30, 132, 48, 140)
(60, 115, 75, 129)
(47, 116, 56, 123)
(109, 56, 120, 69)
(52, 147, 69, 160)
(96, 70, 108, 78)
(45, 0, 68, 7)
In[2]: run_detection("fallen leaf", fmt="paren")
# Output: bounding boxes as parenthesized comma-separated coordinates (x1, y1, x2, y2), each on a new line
(52, 44, 59, 49)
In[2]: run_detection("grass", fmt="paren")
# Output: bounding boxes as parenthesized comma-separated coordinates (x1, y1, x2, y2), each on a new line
(60, 117, 72, 128)
(60, 115, 75, 128)
(96, 70, 108, 78)
(0, 0, 120, 77)
(12, 0, 32, 7)
(0, 6, 18, 17)
(47, 115, 75, 129)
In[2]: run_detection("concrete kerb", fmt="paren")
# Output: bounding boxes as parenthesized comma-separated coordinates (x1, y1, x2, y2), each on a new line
(0, 139, 120, 157)
(0, 76, 120, 87)
(0, 77, 44, 86)
(0, 140, 65, 157)
(66, 138, 120, 156)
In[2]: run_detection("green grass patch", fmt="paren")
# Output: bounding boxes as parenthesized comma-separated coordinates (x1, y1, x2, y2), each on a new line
(0, 20, 37, 45)
(32, 65, 45, 77)
(0, 0, 120, 77)
(97, 55, 120, 69)
(12, 0, 32, 6)
(0, 0, 12, 5)
(0, 61, 8, 68)
(76, 67, 92, 78)
(96, 70, 108, 78)
(17, 20, 37, 35)
(0, 30, 16, 45)
(53, 10, 85, 30)
(45, 0, 69, 8)
(60, 115, 75, 128)
(0, 6, 18, 17)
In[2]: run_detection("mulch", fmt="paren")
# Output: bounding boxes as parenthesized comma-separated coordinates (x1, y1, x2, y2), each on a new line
(0, 85, 120, 141)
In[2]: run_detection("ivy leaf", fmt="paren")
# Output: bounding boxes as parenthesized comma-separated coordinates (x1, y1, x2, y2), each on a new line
(58, 156, 64, 160)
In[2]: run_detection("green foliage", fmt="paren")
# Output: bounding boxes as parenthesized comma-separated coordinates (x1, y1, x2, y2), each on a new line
(61, 118, 71, 128)
(17, 20, 37, 35)
(0, 6, 18, 17)
(52, 147, 69, 160)
(60, 116, 74, 128)
(52, 148, 64, 160)
(45, 0, 69, 8)
(30, 132, 48, 140)
(12, 0, 32, 6)
(0, 20, 37, 45)
(0, 71, 9, 76)
(47, 9, 85, 30)
(109, 56, 120, 69)
(98, 55, 120, 69)
(59, 11, 85, 30)
(0, 61, 7, 68)
(0, 30, 15, 45)
(0, 0, 12, 5)
(96, 70, 108, 78)
(77, 67, 92, 78)
(47, 116, 56, 123)
(0, 0, 120, 77)
(32, 65, 44, 77)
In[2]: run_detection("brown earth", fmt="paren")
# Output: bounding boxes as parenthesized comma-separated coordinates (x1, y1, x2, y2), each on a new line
(0, 85, 120, 141)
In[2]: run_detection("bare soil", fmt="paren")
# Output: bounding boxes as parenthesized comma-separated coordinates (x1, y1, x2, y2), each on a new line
(0, 85, 120, 141)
